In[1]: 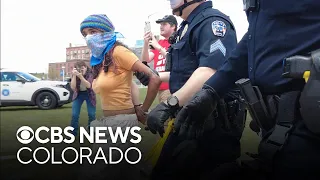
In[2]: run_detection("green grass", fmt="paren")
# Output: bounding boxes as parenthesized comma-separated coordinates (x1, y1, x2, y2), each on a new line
(0, 88, 161, 156)
(0, 89, 259, 179)
(0, 88, 260, 179)
(0, 88, 259, 156)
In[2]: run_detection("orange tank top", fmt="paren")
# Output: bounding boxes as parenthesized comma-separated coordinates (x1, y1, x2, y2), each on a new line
(92, 45, 139, 111)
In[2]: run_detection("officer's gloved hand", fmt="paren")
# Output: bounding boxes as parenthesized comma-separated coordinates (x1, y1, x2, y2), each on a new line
(147, 102, 176, 137)
(174, 84, 220, 140)
(134, 61, 159, 86)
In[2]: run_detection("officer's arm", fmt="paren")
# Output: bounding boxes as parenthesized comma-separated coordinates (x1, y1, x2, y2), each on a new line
(173, 18, 238, 106)
(205, 33, 249, 97)
(173, 67, 215, 106)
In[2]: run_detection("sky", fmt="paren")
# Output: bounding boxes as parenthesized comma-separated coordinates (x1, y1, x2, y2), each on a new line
(1, 0, 248, 73)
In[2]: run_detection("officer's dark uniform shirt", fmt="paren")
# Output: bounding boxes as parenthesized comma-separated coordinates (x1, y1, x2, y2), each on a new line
(169, 1, 237, 93)
(205, 0, 320, 96)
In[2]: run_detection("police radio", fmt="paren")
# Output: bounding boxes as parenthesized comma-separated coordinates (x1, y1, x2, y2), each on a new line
(165, 46, 173, 72)
(168, 31, 179, 44)
(165, 32, 179, 72)
(282, 49, 320, 134)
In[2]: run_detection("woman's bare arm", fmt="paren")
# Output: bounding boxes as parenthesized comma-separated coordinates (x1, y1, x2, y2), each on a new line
(131, 81, 141, 105)
(131, 61, 161, 112)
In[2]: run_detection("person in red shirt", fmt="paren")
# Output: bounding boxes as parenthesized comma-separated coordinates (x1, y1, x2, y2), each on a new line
(141, 15, 178, 103)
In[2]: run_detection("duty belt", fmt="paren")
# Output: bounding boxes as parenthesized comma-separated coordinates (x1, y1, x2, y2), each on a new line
(235, 78, 301, 167)
(258, 49, 320, 166)
(258, 91, 301, 167)
(235, 79, 276, 132)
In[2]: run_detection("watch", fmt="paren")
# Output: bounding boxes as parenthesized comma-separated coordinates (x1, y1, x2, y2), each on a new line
(167, 95, 180, 110)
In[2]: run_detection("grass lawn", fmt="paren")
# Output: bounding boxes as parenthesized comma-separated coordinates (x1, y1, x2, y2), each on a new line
(0, 88, 160, 156)
(0, 88, 260, 179)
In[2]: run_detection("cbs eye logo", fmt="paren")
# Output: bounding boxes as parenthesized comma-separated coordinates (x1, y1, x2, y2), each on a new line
(16, 126, 34, 144)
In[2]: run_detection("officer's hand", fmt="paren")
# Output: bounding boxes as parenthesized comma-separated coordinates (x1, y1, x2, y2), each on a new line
(134, 61, 159, 86)
(174, 85, 219, 139)
(147, 102, 174, 137)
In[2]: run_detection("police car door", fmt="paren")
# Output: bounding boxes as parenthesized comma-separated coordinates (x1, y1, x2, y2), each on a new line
(0, 72, 24, 102)
(15, 72, 41, 102)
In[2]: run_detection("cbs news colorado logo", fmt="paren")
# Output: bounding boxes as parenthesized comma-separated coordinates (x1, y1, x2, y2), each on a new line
(16, 126, 35, 144)
(16, 126, 142, 165)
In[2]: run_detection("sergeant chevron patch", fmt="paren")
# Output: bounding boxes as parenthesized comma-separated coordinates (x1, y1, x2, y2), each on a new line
(210, 39, 226, 56)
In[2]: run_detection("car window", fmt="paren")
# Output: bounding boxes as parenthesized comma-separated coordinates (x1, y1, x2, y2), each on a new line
(0, 72, 20, 82)
(16, 72, 40, 82)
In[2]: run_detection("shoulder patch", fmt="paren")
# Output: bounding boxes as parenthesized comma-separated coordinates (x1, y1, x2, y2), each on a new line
(212, 20, 227, 37)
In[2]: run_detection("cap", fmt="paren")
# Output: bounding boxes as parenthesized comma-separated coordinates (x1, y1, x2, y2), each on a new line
(80, 14, 115, 33)
(156, 15, 178, 26)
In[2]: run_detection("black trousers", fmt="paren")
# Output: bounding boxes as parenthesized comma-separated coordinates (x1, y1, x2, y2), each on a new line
(149, 114, 245, 180)
(269, 120, 320, 180)
(201, 120, 320, 180)
(149, 99, 247, 180)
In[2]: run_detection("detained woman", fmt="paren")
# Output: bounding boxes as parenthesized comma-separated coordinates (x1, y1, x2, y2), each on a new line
(78, 14, 161, 180)
(70, 62, 142, 136)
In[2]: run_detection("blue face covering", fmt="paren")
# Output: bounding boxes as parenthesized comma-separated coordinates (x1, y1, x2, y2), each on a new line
(85, 32, 123, 66)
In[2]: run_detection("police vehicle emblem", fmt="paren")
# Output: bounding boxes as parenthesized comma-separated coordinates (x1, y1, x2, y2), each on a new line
(2, 89, 10, 96)
(212, 20, 227, 37)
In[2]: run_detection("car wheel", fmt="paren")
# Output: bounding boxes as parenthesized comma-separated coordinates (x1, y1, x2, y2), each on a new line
(36, 92, 57, 110)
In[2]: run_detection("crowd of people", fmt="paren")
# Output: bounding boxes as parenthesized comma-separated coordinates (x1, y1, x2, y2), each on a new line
(68, 0, 320, 180)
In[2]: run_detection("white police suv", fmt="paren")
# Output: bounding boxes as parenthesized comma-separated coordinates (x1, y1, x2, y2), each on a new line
(0, 68, 72, 109)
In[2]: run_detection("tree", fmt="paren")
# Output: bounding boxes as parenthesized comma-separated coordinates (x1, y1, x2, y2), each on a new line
(48, 67, 59, 80)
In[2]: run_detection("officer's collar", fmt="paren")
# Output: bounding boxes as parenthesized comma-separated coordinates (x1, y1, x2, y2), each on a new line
(185, 1, 212, 23)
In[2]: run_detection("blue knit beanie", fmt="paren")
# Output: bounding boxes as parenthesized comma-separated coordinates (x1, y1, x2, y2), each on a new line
(80, 14, 115, 33)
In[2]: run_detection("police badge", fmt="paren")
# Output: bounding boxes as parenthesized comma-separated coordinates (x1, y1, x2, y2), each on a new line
(212, 20, 227, 37)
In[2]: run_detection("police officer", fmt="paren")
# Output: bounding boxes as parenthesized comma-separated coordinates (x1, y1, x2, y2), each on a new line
(144, 0, 247, 179)
(174, 0, 320, 179)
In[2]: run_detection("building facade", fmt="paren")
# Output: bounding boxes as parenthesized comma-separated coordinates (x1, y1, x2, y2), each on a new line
(48, 59, 90, 80)
(48, 44, 90, 80)
(48, 43, 153, 81)
(66, 43, 91, 61)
